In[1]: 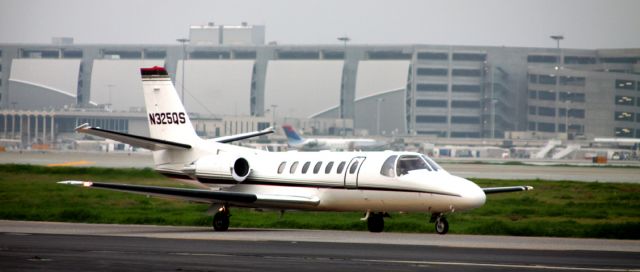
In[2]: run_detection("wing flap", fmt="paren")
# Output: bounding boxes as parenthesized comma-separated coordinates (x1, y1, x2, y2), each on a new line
(76, 123, 190, 151)
(483, 186, 534, 194)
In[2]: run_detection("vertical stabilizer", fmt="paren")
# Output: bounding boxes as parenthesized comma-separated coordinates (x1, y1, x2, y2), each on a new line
(140, 67, 200, 144)
(282, 124, 305, 145)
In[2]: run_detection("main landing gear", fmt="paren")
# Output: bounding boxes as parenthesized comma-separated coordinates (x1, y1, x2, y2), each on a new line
(364, 212, 389, 233)
(212, 206, 230, 231)
(430, 213, 449, 235)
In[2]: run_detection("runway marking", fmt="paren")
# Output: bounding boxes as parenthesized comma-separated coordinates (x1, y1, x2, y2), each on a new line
(356, 259, 639, 272)
(47, 160, 95, 167)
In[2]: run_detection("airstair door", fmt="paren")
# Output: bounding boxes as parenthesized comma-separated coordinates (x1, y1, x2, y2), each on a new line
(344, 156, 366, 189)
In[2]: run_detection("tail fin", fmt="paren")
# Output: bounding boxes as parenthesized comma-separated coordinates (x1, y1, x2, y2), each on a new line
(141, 67, 200, 144)
(282, 124, 304, 144)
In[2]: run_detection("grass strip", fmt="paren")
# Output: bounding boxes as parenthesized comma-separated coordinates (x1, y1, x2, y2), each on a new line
(0, 164, 638, 239)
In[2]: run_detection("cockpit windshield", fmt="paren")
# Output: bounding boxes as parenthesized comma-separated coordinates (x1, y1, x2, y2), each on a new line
(421, 155, 441, 171)
(396, 155, 431, 176)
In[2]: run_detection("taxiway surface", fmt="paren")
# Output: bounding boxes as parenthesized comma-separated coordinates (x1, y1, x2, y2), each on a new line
(1, 220, 639, 272)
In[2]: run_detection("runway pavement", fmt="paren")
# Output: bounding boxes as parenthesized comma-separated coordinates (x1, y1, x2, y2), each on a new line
(2, 150, 639, 182)
(1, 220, 639, 271)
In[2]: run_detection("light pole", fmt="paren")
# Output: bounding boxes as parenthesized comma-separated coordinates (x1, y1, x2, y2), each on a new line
(550, 35, 564, 136)
(376, 98, 384, 135)
(491, 99, 497, 139)
(176, 38, 190, 107)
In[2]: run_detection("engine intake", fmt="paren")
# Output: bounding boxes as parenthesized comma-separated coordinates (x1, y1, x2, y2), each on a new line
(231, 157, 251, 182)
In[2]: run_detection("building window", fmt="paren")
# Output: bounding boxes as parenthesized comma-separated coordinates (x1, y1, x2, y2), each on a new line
(451, 100, 480, 108)
(615, 79, 635, 90)
(62, 50, 83, 58)
(416, 83, 447, 92)
(538, 75, 557, 85)
(450, 132, 481, 138)
(367, 51, 412, 60)
(417, 68, 448, 76)
(451, 116, 480, 124)
(564, 56, 596, 64)
(529, 106, 536, 115)
(562, 109, 585, 119)
(102, 50, 142, 59)
(417, 52, 448, 60)
(537, 122, 556, 132)
(452, 69, 482, 77)
(602, 57, 640, 64)
(145, 51, 167, 59)
(278, 51, 319, 59)
(615, 96, 635, 106)
(528, 122, 536, 130)
(322, 51, 344, 59)
(416, 115, 447, 123)
(560, 76, 585, 86)
(637, 113, 640, 123)
(529, 74, 538, 83)
(452, 53, 486, 61)
(528, 90, 537, 99)
(191, 51, 230, 59)
(452, 84, 481, 93)
(615, 112, 635, 122)
(614, 127, 633, 137)
(537, 90, 556, 101)
(537, 107, 556, 117)
(527, 55, 558, 63)
(559, 92, 585, 102)
(416, 99, 447, 107)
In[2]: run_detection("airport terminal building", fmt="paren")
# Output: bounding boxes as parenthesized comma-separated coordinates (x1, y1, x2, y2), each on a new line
(0, 24, 639, 148)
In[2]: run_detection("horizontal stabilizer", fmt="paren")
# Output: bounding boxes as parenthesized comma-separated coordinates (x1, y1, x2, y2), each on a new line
(211, 127, 275, 143)
(75, 123, 191, 151)
(482, 186, 534, 194)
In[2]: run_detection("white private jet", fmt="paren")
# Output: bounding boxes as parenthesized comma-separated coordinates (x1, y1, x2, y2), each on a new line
(60, 66, 532, 234)
(282, 124, 387, 151)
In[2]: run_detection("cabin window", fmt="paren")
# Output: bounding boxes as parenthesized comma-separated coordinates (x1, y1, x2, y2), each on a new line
(301, 162, 311, 174)
(277, 162, 286, 174)
(396, 155, 430, 176)
(349, 161, 359, 174)
(313, 162, 322, 174)
(325, 162, 334, 174)
(336, 161, 346, 174)
(290, 161, 299, 174)
(380, 155, 398, 177)
(422, 155, 441, 171)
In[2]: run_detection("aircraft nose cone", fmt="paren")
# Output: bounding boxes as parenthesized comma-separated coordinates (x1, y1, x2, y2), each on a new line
(455, 177, 486, 210)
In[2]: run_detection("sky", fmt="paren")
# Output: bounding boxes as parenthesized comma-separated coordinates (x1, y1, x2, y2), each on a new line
(1, 0, 639, 49)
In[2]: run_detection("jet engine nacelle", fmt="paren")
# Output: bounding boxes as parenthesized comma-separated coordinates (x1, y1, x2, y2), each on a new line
(189, 155, 253, 183)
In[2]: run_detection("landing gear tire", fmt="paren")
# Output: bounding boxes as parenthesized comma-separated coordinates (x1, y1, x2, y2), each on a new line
(212, 211, 230, 231)
(367, 212, 384, 233)
(435, 217, 449, 235)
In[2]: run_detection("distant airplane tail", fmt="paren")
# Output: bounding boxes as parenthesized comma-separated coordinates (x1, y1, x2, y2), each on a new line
(140, 66, 200, 144)
(282, 124, 305, 145)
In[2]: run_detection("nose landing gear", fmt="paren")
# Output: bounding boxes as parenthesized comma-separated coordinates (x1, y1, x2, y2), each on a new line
(430, 213, 449, 235)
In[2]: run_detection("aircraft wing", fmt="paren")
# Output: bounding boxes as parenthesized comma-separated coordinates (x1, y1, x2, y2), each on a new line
(211, 127, 274, 143)
(75, 123, 191, 151)
(482, 186, 534, 194)
(58, 181, 320, 207)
